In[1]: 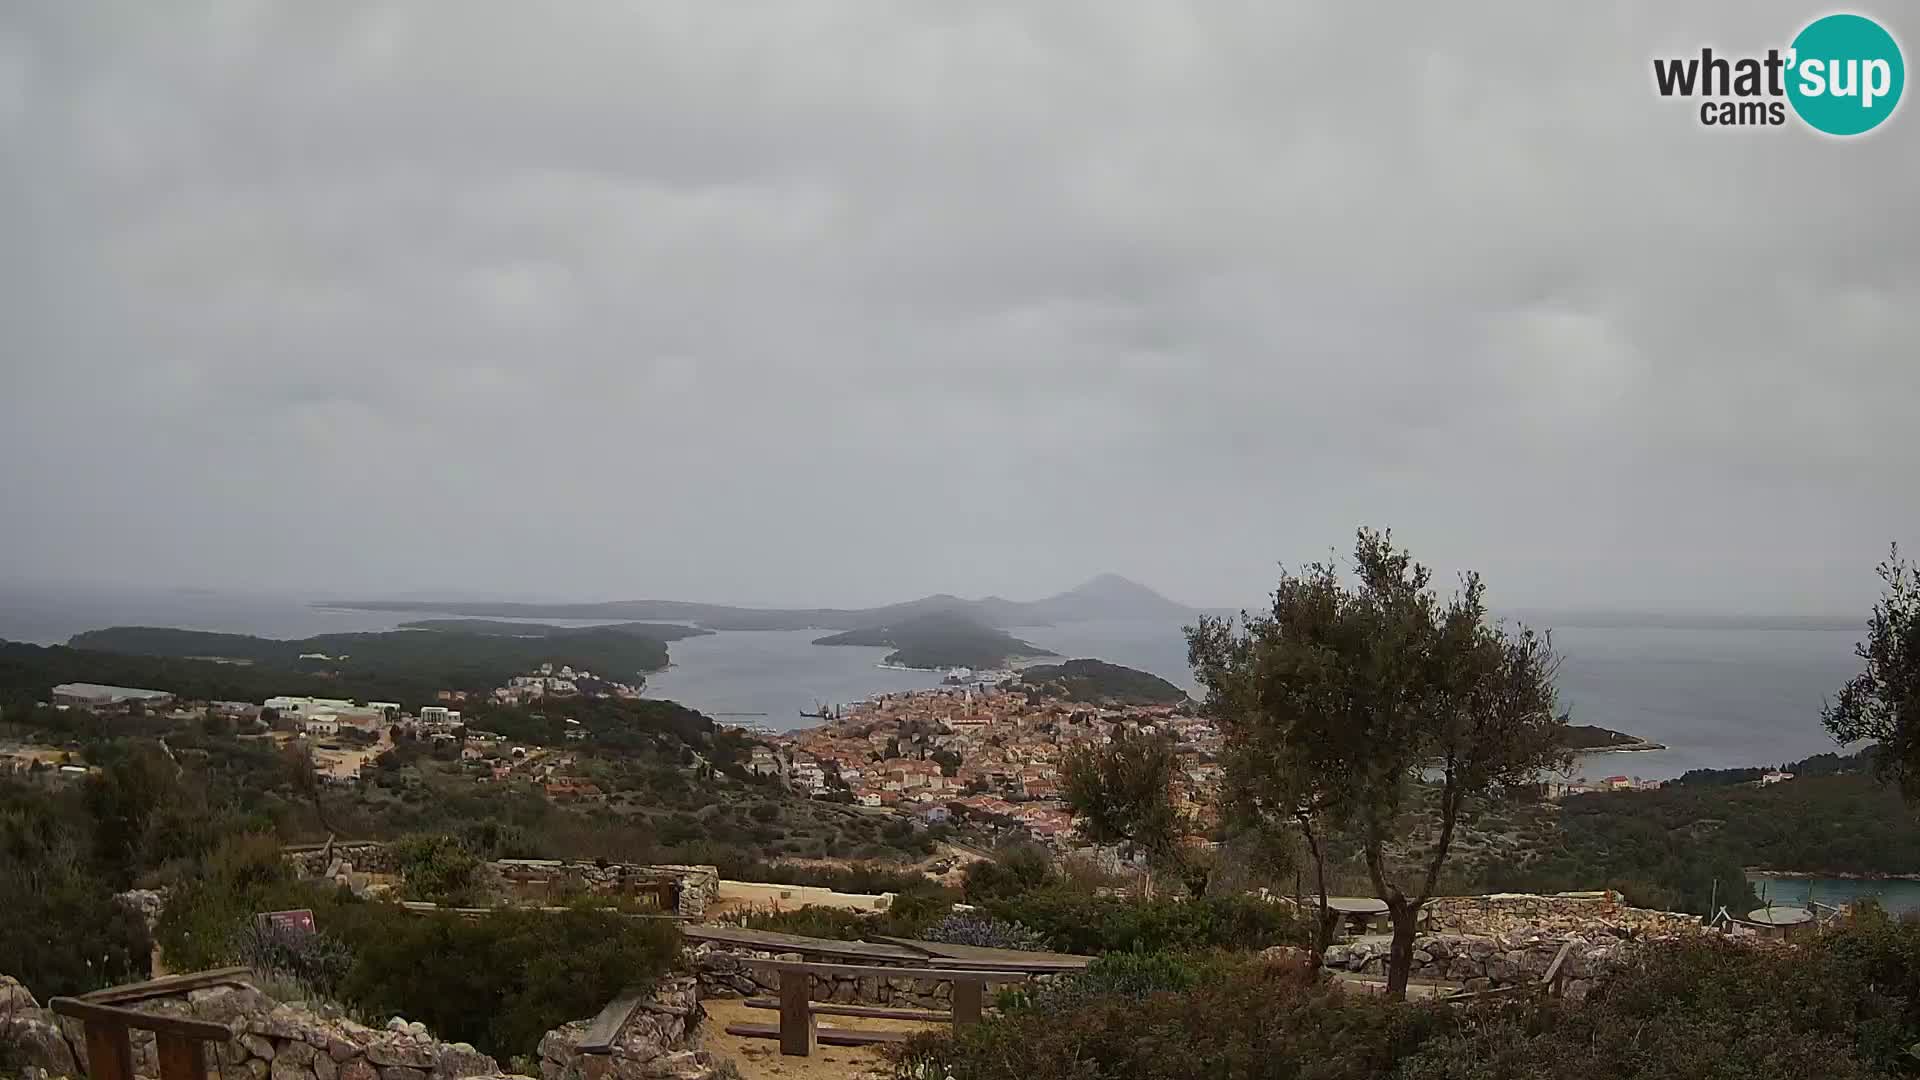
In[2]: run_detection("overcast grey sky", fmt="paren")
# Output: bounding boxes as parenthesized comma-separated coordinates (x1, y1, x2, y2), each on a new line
(2, 2, 1915, 613)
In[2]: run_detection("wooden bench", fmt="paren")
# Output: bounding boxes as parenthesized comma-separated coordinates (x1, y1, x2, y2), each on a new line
(723, 960, 1032, 1057)
(743, 999, 952, 1022)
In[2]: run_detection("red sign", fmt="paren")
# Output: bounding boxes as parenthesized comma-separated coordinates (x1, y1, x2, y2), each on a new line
(256, 909, 316, 936)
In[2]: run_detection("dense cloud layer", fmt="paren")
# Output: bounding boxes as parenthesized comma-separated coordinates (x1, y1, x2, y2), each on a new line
(3, 2, 1915, 612)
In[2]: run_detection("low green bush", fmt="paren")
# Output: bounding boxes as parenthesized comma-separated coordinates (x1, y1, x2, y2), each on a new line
(342, 905, 680, 1058)
(920, 912, 1048, 953)
(980, 884, 1307, 954)
(392, 832, 485, 906)
(896, 959, 1436, 1080)
(901, 926, 1920, 1080)
(152, 835, 681, 1059)
(961, 845, 1058, 902)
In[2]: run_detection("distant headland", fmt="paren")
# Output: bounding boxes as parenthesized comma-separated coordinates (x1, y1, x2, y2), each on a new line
(316, 573, 1198, 632)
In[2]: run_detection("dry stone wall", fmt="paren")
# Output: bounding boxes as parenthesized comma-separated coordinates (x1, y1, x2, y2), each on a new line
(535, 978, 730, 1080)
(0, 975, 504, 1080)
(1, 973, 726, 1080)
(282, 844, 719, 918)
(1323, 930, 1631, 1000)
(688, 941, 1035, 1012)
(1421, 891, 1700, 937)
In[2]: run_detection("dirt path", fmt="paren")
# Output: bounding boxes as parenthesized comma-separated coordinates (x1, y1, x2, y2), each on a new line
(698, 998, 944, 1080)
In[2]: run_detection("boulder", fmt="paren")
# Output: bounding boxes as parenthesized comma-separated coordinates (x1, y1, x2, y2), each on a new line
(432, 1041, 497, 1078)
(1, 1011, 79, 1078)
(0, 974, 39, 1012)
(366, 1037, 439, 1070)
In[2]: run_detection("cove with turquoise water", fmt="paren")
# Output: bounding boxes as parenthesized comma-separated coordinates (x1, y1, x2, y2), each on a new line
(1746, 876, 1920, 915)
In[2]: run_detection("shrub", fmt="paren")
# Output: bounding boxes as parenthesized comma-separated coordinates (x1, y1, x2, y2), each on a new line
(961, 846, 1058, 903)
(741, 891, 953, 942)
(340, 906, 681, 1059)
(981, 885, 1307, 954)
(1402, 934, 1908, 1079)
(233, 920, 355, 1002)
(1019, 950, 1211, 1012)
(894, 959, 1437, 1080)
(393, 832, 485, 906)
(902, 932, 1920, 1080)
(920, 912, 1048, 953)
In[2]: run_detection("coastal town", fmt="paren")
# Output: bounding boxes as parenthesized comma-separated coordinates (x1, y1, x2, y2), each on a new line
(762, 683, 1221, 843)
(2, 668, 1710, 853)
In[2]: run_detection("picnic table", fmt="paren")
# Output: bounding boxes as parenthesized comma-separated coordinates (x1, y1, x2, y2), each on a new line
(722, 959, 1034, 1057)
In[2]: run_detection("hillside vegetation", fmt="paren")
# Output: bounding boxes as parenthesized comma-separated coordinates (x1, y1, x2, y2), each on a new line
(71, 624, 675, 678)
(1011, 658, 1187, 705)
(812, 611, 1056, 669)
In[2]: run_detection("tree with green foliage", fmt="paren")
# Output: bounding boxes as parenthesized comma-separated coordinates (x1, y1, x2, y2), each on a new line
(1061, 728, 1199, 895)
(1824, 543, 1920, 799)
(1187, 528, 1567, 998)
(392, 833, 485, 906)
(0, 782, 152, 997)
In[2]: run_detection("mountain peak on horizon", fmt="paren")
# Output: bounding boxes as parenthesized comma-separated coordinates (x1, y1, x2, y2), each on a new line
(1019, 572, 1193, 621)
(1061, 572, 1168, 597)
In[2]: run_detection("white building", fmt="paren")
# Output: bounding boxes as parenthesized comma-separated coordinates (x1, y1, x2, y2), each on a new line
(52, 683, 174, 708)
(304, 715, 340, 737)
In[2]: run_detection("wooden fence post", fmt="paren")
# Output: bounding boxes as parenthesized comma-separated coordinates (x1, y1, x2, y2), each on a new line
(778, 969, 816, 1057)
(951, 979, 983, 1027)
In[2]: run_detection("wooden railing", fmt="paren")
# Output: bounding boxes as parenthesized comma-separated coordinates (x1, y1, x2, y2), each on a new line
(46, 966, 255, 1080)
(47, 997, 230, 1080)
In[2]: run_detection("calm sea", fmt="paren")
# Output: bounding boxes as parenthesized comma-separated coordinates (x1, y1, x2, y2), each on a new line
(2, 586, 1866, 781)
(8, 583, 1908, 904)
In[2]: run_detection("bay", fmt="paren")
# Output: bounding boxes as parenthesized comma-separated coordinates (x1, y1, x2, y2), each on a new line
(1746, 875, 1920, 916)
(0, 586, 1870, 782)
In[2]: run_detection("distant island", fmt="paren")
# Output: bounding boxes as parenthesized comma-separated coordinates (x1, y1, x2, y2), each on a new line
(65, 623, 681, 693)
(1009, 659, 1188, 706)
(1561, 724, 1666, 754)
(319, 572, 1197, 631)
(395, 618, 710, 641)
(812, 612, 1056, 670)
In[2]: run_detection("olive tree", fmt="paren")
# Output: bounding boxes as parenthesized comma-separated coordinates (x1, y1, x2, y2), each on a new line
(1823, 544, 1920, 798)
(1061, 727, 1202, 895)
(1187, 528, 1567, 997)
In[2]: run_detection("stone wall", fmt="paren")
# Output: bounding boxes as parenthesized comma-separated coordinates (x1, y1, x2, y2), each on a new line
(2, 973, 728, 1080)
(687, 941, 1033, 1012)
(286, 842, 401, 877)
(536, 978, 729, 1080)
(1322, 930, 1631, 1000)
(493, 861, 720, 919)
(0, 975, 506, 1080)
(283, 843, 720, 918)
(1421, 891, 1702, 938)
